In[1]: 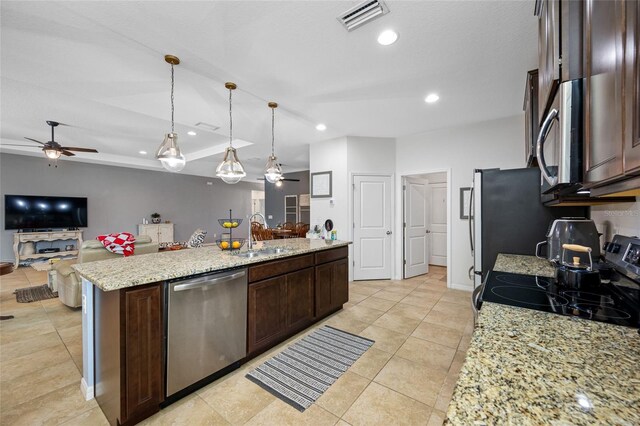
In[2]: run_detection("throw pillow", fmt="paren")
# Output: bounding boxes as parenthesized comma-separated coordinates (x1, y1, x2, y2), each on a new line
(187, 229, 207, 248)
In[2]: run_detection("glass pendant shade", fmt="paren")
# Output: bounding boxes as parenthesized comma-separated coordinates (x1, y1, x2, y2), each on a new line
(156, 132, 186, 172)
(216, 146, 246, 184)
(264, 155, 283, 183)
(44, 148, 61, 160)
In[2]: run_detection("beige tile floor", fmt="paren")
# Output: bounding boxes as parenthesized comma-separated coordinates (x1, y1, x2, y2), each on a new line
(0, 265, 472, 425)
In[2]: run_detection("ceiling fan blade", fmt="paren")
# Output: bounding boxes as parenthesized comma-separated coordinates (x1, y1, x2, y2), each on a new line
(0, 144, 41, 148)
(281, 178, 300, 182)
(61, 147, 98, 153)
(24, 137, 46, 145)
(61, 150, 76, 156)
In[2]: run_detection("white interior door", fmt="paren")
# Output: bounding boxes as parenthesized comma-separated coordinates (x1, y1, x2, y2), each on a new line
(429, 182, 447, 266)
(353, 175, 392, 280)
(404, 177, 430, 278)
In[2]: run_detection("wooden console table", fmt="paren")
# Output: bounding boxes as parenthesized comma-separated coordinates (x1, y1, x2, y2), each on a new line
(13, 230, 83, 268)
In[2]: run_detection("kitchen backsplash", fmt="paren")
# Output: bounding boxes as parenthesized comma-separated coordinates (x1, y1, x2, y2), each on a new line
(591, 198, 640, 243)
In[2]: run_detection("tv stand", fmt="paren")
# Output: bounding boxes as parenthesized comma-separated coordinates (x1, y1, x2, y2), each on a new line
(13, 230, 83, 268)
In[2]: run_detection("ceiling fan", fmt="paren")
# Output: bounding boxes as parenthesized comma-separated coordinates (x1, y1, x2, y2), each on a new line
(2, 121, 98, 162)
(258, 176, 300, 182)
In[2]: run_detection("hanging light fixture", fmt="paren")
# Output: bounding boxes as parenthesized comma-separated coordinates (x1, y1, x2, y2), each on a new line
(264, 102, 283, 183)
(156, 55, 186, 172)
(216, 82, 246, 184)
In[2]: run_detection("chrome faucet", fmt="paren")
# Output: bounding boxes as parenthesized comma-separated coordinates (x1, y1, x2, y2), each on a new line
(248, 212, 268, 250)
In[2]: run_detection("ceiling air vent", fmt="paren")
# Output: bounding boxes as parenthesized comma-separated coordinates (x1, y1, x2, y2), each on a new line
(338, 0, 389, 32)
(194, 122, 220, 132)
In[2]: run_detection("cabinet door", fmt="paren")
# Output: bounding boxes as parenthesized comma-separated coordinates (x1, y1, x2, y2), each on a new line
(331, 258, 349, 310)
(584, 0, 626, 184)
(538, 0, 560, 122)
(248, 276, 286, 355)
(139, 225, 159, 243)
(624, 0, 640, 173)
(315, 263, 333, 318)
(158, 224, 173, 243)
(122, 284, 163, 424)
(524, 69, 539, 166)
(285, 268, 314, 332)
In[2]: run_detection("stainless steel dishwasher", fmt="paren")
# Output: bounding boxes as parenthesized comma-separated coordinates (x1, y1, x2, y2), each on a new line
(166, 268, 247, 397)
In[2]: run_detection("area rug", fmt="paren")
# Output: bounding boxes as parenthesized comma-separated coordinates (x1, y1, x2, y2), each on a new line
(30, 262, 52, 272)
(14, 284, 58, 303)
(246, 325, 374, 411)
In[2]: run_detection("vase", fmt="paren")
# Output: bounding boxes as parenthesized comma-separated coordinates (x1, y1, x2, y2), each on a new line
(151, 217, 161, 224)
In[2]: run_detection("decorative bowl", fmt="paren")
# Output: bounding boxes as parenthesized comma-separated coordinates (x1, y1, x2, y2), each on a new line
(218, 219, 243, 229)
(215, 238, 245, 251)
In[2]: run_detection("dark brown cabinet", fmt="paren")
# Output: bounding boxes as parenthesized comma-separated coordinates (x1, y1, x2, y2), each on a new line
(524, 69, 540, 166)
(315, 257, 349, 317)
(584, 0, 626, 185)
(624, 0, 640, 174)
(247, 275, 287, 355)
(285, 268, 314, 331)
(95, 282, 164, 426)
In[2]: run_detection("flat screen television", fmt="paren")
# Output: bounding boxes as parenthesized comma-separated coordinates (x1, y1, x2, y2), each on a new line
(4, 195, 88, 230)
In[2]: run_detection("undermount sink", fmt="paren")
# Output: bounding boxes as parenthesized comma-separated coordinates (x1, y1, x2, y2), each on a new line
(262, 247, 290, 254)
(235, 251, 262, 258)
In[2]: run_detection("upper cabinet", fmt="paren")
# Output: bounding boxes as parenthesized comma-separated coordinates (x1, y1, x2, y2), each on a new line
(523, 69, 539, 167)
(536, 0, 584, 122)
(584, 0, 640, 189)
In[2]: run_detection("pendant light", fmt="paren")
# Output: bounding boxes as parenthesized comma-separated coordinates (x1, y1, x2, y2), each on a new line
(156, 55, 186, 172)
(216, 82, 246, 184)
(264, 102, 283, 183)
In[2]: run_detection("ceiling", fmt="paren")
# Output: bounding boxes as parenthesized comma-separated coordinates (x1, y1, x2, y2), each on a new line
(0, 1, 537, 181)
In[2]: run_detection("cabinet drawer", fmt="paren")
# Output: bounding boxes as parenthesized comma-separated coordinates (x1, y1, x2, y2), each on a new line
(315, 246, 348, 265)
(249, 254, 314, 283)
(20, 234, 49, 242)
(51, 232, 76, 239)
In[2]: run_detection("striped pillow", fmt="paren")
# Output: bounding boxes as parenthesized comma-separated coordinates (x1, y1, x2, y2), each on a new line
(187, 229, 207, 248)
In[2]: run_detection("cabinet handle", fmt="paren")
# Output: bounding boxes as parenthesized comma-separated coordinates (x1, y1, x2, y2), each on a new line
(536, 108, 559, 187)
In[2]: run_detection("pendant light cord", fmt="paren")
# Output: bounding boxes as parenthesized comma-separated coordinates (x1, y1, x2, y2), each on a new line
(229, 88, 233, 147)
(170, 64, 175, 133)
(271, 107, 275, 155)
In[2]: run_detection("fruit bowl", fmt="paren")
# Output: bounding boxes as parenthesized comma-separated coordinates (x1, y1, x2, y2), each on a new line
(216, 238, 245, 251)
(218, 219, 243, 229)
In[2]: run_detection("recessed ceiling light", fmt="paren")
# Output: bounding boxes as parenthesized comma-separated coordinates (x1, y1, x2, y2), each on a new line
(187, 131, 197, 136)
(316, 123, 327, 131)
(425, 93, 440, 104)
(377, 30, 398, 46)
(139, 150, 147, 155)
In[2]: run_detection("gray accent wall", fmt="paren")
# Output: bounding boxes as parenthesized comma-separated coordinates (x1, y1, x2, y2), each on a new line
(0, 154, 262, 262)
(264, 170, 309, 225)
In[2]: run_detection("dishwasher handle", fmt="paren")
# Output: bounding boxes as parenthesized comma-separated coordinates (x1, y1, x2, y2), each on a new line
(172, 270, 246, 292)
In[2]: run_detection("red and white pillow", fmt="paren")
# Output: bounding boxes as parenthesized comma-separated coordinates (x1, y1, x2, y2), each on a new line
(97, 232, 136, 257)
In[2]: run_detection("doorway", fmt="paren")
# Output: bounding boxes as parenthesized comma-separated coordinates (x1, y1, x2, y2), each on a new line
(352, 174, 393, 280)
(402, 171, 449, 279)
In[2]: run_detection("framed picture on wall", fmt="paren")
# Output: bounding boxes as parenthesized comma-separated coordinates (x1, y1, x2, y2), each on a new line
(460, 187, 473, 219)
(311, 171, 332, 198)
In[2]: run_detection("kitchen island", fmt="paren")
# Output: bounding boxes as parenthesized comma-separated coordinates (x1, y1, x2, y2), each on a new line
(446, 254, 640, 425)
(73, 238, 350, 426)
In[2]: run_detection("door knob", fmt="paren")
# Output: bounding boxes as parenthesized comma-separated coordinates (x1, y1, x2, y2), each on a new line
(426, 230, 431, 234)
(386, 231, 392, 235)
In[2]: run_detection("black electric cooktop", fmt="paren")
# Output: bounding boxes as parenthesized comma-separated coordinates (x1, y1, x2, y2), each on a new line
(481, 271, 640, 329)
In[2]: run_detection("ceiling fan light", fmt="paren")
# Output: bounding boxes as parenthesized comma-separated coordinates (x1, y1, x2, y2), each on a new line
(264, 155, 283, 183)
(44, 147, 61, 160)
(156, 132, 186, 172)
(216, 146, 246, 184)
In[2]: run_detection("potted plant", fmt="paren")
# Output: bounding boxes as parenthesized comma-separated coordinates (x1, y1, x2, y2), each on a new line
(151, 212, 161, 224)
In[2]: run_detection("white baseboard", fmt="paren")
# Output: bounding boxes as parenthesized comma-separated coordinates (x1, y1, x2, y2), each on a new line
(81, 378, 94, 401)
(450, 282, 473, 292)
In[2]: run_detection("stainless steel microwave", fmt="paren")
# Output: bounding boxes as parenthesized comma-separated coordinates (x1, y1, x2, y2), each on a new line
(536, 78, 584, 194)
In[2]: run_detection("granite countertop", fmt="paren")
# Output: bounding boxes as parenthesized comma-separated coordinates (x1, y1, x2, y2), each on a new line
(73, 238, 350, 291)
(493, 253, 556, 278)
(446, 302, 640, 425)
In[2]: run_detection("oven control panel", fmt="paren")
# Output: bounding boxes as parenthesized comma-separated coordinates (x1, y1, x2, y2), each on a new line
(606, 235, 640, 280)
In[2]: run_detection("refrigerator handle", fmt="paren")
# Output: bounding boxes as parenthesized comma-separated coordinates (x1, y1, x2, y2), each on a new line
(536, 108, 559, 187)
(468, 186, 474, 255)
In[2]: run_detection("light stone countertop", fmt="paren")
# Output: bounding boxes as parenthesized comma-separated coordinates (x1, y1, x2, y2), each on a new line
(493, 253, 556, 277)
(446, 252, 640, 425)
(73, 238, 350, 291)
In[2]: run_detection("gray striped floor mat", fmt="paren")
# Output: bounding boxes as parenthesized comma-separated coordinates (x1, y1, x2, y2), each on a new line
(246, 325, 375, 411)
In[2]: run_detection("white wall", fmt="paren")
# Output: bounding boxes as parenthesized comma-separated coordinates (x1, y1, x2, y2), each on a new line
(310, 136, 396, 280)
(591, 198, 640, 244)
(395, 115, 524, 290)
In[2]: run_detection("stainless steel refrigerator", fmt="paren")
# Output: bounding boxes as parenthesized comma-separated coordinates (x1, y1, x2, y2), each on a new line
(469, 168, 587, 288)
